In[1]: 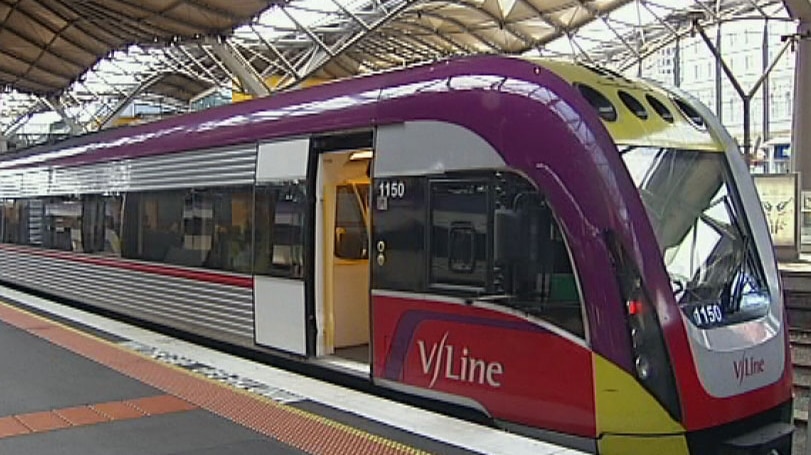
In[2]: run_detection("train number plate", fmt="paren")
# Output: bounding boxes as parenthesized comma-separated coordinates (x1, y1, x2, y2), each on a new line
(689, 302, 724, 328)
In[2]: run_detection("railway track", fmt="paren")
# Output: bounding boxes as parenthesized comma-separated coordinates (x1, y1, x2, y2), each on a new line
(790, 327, 810, 455)
(790, 328, 811, 420)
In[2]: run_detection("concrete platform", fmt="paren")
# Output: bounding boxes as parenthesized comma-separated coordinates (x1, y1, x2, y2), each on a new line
(0, 286, 584, 455)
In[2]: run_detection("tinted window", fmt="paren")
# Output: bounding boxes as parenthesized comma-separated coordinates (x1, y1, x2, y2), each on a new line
(574, 83, 617, 121)
(81, 194, 123, 255)
(335, 183, 369, 260)
(646, 94, 674, 123)
(672, 98, 706, 129)
(122, 190, 185, 263)
(0, 199, 35, 245)
(492, 173, 584, 337)
(43, 197, 82, 251)
(618, 91, 648, 119)
(372, 171, 585, 338)
(255, 182, 307, 278)
(430, 180, 489, 290)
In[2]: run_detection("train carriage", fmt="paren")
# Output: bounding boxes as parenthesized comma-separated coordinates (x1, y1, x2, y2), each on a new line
(0, 55, 794, 454)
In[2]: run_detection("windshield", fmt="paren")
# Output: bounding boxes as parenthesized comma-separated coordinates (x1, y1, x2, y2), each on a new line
(620, 146, 770, 329)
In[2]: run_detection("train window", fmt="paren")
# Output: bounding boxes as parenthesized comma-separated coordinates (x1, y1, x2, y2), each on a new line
(103, 196, 124, 257)
(493, 173, 585, 338)
(121, 190, 185, 263)
(672, 97, 706, 129)
(645, 95, 674, 123)
(618, 91, 648, 119)
(448, 223, 476, 273)
(81, 195, 105, 253)
(0, 200, 25, 245)
(204, 188, 253, 273)
(573, 83, 617, 121)
(43, 197, 83, 252)
(255, 182, 306, 279)
(334, 183, 369, 260)
(81, 195, 123, 255)
(430, 180, 489, 290)
(120, 187, 255, 271)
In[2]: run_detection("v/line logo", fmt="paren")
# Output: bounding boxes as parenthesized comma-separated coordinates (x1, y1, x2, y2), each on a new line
(417, 332, 504, 388)
(733, 354, 765, 386)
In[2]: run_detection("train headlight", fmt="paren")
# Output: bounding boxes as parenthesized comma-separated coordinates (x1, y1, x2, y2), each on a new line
(630, 327, 643, 349)
(605, 230, 682, 422)
(635, 356, 651, 380)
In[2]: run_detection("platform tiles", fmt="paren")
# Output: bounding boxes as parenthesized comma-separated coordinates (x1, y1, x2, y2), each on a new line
(0, 285, 585, 455)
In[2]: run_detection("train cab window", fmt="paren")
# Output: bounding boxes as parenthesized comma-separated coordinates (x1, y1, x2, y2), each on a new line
(255, 182, 306, 279)
(373, 172, 585, 338)
(493, 173, 584, 338)
(430, 180, 489, 290)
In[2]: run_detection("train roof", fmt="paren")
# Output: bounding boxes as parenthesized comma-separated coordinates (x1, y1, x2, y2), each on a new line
(530, 58, 723, 152)
(0, 55, 724, 172)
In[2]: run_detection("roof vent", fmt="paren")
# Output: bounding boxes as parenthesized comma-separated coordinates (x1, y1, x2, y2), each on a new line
(645, 95, 674, 123)
(672, 98, 706, 129)
(574, 83, 617, 122)
(618, 91, 648, 120)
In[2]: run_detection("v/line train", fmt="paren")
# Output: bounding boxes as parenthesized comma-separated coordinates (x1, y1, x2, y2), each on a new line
(0, 56, 793, 454)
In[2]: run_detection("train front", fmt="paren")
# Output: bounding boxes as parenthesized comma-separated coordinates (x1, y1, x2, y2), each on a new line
(540, 61, 794, 454)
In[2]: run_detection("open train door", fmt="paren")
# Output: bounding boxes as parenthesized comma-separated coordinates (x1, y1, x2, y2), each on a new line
(253, 138, 310, 356)
(312, 132, 373, 366)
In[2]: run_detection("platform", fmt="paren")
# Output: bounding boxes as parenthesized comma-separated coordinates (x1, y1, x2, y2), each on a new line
(0, 286, 583, 455)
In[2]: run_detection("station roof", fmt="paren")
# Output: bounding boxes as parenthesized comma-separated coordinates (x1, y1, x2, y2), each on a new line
(0, 0, 790, 137)
(0, 0, 273, 95)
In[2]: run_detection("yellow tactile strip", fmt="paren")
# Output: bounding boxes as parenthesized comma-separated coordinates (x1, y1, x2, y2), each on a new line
(0, 395, 197, 438)
(0, 302, 430, 455)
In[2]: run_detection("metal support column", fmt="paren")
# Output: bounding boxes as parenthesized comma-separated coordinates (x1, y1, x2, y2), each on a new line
(694, 20, 795, 164)
(762, 19, 770, 142)
(792, 23, 811, 257)
(674, 37, 681, 87)
(715, 24, 723, 124)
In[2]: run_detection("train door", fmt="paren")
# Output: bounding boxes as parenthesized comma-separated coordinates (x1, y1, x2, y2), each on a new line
(314, 145, 372, 366)
(253, 138, 310, 356)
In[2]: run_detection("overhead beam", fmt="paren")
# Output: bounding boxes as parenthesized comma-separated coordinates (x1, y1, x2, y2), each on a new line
(42, 96, 83, 135)
(208, 39, 271, 98)
(99, 72, 167, 129)
(280, 0, 423, 91)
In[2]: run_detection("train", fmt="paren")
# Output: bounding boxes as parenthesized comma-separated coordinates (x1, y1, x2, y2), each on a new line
(0, 55, 793, 454)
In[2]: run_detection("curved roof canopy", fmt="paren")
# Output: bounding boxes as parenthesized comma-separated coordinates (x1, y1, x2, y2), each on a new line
(0, 0, 792, 137)
(0, 0, 274, 94)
